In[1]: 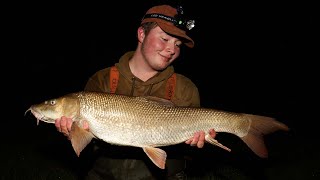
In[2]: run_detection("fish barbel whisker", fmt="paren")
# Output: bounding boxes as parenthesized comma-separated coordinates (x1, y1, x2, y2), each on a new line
(24, 108, 40, 125)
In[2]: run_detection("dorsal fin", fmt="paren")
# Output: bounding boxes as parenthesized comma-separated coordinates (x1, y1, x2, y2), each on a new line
(144, 96, 175, 107)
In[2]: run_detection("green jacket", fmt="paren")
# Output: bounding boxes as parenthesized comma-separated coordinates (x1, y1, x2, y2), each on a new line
(83, 51, 200, 180)
(85, 51, 200, 107)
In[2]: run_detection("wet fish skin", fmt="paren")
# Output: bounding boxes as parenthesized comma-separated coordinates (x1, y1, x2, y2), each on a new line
(26, 91, 289, 169)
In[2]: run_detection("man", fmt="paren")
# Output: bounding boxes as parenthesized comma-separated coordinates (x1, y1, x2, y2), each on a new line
(55, 4, 216, 179)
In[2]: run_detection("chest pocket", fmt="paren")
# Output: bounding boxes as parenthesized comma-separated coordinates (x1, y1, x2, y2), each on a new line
(109, 66, 176, 100)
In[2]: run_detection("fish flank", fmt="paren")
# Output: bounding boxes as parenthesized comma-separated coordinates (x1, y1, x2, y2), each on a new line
(28, 91, 290, 168)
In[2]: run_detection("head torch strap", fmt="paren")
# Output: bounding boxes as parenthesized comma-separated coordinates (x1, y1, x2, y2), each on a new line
(142, 13, 195, 31)
(143, 13, 176, 24)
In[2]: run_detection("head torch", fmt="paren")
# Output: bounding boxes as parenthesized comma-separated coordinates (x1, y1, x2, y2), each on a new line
(174, 5, 195, 31)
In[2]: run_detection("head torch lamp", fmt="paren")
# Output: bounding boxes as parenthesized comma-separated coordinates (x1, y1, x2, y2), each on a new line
(174, 5, 195, 31)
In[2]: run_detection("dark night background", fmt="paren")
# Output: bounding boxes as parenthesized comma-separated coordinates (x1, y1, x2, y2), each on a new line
(2, 0, 318, 179)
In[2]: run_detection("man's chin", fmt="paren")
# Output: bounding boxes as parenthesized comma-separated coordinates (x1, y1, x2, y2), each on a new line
(155, 66, 168, 71)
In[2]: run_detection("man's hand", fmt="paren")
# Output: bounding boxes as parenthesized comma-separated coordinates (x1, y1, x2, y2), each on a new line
(54, 116, 89, 138)
(55, 116, 73, 137)
(185, 129, 216, 148)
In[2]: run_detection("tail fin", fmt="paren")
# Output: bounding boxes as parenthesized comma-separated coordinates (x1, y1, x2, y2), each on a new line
(240, 114, 289, 158)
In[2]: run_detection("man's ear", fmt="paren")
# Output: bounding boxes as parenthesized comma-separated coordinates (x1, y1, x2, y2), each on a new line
(137, 26, 145, 43)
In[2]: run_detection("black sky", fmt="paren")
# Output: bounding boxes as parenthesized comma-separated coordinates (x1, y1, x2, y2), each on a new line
(11, 0, 316, 124)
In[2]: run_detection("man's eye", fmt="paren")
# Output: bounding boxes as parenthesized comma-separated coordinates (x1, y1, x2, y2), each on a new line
(162, 37, 168, 41)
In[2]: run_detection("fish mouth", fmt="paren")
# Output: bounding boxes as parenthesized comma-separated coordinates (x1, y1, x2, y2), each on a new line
(25, 107, 53, 125)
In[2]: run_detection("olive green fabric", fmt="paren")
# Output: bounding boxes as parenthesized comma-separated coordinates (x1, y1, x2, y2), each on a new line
(83, 51, 200, 180)
(85, 51, 200, 107)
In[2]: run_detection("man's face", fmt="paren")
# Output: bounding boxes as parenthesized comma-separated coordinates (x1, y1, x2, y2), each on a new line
(141, 26, 182, 71)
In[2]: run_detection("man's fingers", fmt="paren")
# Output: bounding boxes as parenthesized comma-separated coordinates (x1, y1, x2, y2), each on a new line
(209, 129, 216, 138)
(185, 138, 193, 144)
(186, 130, 216, 148)
(66, 118, 73, 132)
(55, 118, 61, 132)
(83, 121, 89, 130)
(60, 117, 69, 136)
(190, 132, 200, 146)
(197, 131, 205, 148)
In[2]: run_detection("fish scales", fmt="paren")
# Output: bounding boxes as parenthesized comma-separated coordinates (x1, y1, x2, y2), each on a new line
(27, 91, 289, 169)
(76, 92, 250, 147)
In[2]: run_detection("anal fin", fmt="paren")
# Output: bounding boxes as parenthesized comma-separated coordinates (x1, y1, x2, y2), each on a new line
(205, 134, 231, 152)
(143, 146, 167, 169)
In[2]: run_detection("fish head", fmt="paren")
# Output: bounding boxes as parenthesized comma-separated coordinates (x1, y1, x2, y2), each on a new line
(27, 94, 80, 124)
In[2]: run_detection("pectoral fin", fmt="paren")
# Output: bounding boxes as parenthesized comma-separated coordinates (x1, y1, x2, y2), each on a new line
(205, 134, 231, 152)
(143, 146, 167, 169)
(69, 122, 94, 157)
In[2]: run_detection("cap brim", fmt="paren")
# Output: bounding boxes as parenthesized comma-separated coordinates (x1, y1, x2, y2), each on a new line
(157, 22, 194, 48)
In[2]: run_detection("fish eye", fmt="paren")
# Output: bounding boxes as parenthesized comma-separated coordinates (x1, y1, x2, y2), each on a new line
(50, 100, 56, 105)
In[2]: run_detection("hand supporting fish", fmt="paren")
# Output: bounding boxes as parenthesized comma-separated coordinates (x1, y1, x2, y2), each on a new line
(26, 91, 289, 169)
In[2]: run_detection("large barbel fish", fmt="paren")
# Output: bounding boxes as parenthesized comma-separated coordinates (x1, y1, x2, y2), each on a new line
(26, 91, 289, 169)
